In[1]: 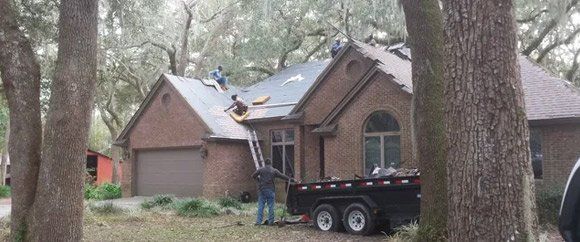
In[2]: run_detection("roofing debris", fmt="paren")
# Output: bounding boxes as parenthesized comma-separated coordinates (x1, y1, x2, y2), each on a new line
(315, 168, 420, 183)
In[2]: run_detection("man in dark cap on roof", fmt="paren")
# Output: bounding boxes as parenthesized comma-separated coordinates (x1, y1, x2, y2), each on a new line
(209, 65, 228, 91)
(224, 94, 248, 116)
(330, 39, 343, 58)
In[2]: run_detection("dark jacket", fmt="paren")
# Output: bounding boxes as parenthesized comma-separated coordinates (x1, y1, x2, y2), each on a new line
(251, 165, 290, 191)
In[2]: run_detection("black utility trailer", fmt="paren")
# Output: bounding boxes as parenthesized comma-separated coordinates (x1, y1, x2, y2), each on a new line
(286, 176, 421, 235)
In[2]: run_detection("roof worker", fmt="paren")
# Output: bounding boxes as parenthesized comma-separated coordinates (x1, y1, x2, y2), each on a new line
(209, 65, 229, 91)
(330, 38, 343, 58)
(252, 158, 294, 226)
(224, 94, 248, 116)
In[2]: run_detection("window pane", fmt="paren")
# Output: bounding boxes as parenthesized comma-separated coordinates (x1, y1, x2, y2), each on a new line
(284, 129, 295, 143)
(272, 145, 283, 171)
(530, 129, 543, 179)
(365, 111, 400, 133)
(384, 136, 401, 168)
(285, 145, 295, 177)
(365, 137, 381, 175)
(271, 130, 283, 143)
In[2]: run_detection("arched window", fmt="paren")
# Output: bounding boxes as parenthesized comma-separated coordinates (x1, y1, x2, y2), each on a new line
(364, 111, 401, 175)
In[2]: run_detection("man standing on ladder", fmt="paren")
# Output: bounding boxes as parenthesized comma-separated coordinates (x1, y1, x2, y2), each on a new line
(251, 158, 293, 226)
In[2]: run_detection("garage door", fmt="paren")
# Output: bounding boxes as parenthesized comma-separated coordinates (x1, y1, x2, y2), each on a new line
(136, 148, 204, 197)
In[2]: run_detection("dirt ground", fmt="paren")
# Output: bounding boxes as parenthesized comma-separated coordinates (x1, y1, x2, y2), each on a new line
(83, 211, 387, 242)
(0, 204, 565, 241)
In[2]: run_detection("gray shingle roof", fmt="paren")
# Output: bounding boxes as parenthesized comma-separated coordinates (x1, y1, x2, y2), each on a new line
(385, 44, 580, 121)
(240, 60, 330, 120)
(138, 42, 579, 142)
(162, 60, 330, 138)
(165, 74, 250, 140)
(520, 57, 580, 121)
(354, 41, 413, 93)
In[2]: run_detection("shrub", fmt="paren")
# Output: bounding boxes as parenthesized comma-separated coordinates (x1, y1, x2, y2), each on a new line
(387, 222, 419, 242)
(85, 183, 122, 200)
(536, 184, 564, 226)
(217, 197, 242, 210)
(89, 202, 124, 215)
(0, 185, 11, 198)
(96, 183, 122, 200)
(174, 199, 219, 218)
(141, 194, 175, 209)
(84, 184, 98, 200)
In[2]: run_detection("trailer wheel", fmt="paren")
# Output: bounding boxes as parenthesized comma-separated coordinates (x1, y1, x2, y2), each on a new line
(343, 203, 375, 235)
(313, 204, 342, 232)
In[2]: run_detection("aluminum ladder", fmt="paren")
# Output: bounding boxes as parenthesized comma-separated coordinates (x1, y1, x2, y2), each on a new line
(247, 130, 264, 170)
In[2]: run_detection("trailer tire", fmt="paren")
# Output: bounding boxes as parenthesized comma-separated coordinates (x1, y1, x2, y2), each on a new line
(343, 203, 375, 235)
(313, 204, 342, 232)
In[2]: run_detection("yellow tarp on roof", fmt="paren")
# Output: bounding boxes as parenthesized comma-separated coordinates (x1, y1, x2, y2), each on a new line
(229, 111, 250, 123)
(252, 96, 271, 105)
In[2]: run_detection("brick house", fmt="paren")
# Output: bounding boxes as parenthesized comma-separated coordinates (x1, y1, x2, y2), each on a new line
(115, 41, 580, 198)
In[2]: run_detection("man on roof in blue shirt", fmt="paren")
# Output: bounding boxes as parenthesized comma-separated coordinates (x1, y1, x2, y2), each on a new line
(330, 39, 343, 58)
(209, 65, 228, 91)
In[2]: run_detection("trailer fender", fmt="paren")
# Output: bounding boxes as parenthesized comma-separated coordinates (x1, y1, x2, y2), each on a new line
(311, 195, 378, 217)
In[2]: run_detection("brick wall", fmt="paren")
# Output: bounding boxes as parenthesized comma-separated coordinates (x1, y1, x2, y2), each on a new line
(121, 81, 211, 196)
(323, 71, 414, 178)
(302, 49, 374, 125)
(202, 141, 257, 199)
(533, 123, 580, 187)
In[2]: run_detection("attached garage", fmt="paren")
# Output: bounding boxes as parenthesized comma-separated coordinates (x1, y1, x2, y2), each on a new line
(135, 148, 204, 197)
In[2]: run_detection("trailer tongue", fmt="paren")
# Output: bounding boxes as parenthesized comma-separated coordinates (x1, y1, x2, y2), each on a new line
(286, 175, 421, 235)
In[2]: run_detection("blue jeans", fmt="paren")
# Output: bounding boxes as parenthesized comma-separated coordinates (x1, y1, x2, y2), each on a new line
(256, 188, 275, 225)
(216, 77, 228, 85)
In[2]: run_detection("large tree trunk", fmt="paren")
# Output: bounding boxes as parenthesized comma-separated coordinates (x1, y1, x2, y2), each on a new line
(0, 122, 10, 186)
(0, 1, 44, 240)
(29, 0, 99, 240)
(176, 2, 195, 76)
(443, 0, 539, 240)
(401, 0, 447, 240)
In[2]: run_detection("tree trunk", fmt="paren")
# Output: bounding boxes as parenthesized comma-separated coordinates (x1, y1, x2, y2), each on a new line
(0, 1, 44, 240)
(109, 127, 120, 184)
(0, 122, 10, 186)
(176, 2, 195, 76)
(443, 0, 539, 240)
(29, 0, 99, 240)
(401, 0, 447, 240)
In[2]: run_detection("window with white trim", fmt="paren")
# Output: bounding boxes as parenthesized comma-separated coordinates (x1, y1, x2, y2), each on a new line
(364, 111, 401, 175)
(271, 129, 295, 177)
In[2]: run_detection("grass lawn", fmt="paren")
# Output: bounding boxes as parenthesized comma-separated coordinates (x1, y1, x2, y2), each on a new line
(82, 208, 386, 241)
(0, 200, 565, 241)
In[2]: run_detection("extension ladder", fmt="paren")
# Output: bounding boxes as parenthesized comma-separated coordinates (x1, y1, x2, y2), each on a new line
(247, 130, 264, 170)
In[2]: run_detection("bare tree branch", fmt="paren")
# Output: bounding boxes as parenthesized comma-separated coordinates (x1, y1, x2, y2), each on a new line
(517, 9, 549, 23)
(566, 48, 580, 82)
(522, 0, 579, 56)
(244, 66, 275, 76)
(536, 27, 580, 62)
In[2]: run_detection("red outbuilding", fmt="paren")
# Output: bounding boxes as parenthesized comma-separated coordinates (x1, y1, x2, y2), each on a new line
(86, 149, 122, 185)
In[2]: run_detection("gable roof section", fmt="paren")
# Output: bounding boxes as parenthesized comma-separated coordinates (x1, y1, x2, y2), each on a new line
(115, 74, 250, 144)
(289, 41, 413, 118)
(164, 74, 250, 140)
(115, 75, 167, 145)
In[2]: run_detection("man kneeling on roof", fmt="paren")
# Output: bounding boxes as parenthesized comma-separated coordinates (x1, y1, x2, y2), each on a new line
(209, 65, 229, 91)
(224, 94, 248, 116)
